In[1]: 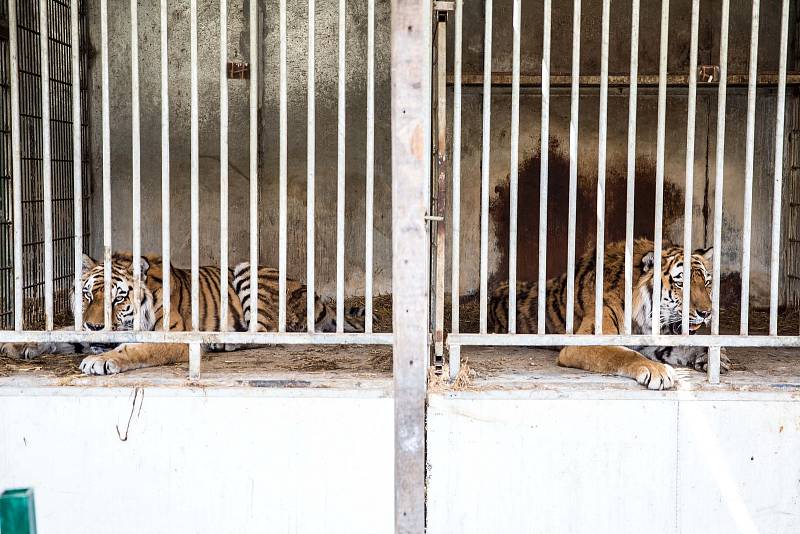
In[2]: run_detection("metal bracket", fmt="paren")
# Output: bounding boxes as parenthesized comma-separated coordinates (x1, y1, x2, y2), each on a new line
(698, 65, 720, 83)
(434, 1, 453, 22)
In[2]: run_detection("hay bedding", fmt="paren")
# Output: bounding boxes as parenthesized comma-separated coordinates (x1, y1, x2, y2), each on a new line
(1, 291, 798, 379)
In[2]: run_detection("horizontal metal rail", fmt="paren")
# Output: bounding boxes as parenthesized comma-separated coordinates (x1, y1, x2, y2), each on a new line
(0, 331, 393, 345)
(448, 334, 800, 348)
(450, 72, 800, 88)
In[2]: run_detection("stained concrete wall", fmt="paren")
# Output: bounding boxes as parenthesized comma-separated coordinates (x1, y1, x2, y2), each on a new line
(84, 0, 795, 304)
(86, 0, 392, 298)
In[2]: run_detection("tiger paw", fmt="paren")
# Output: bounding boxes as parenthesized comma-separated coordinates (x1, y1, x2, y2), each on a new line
(80, 354, 123, 375)
(631, 361, 675, 390)
(693, 348, 731, 374)
(0, 343, 43, 360)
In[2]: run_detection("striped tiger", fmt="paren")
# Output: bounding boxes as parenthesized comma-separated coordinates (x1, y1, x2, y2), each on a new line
(488, 238, 730, 390)
(1, 252, 367, 375)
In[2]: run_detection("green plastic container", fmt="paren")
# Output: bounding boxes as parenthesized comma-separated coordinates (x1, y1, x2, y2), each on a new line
(0, 489, 37, 534)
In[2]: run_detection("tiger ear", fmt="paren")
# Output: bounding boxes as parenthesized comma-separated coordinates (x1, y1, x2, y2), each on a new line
(82, 254, 97, 272)
(641, 251, 655, 272)
(139, 257, 150, 281)
(694, 246, 713, 262)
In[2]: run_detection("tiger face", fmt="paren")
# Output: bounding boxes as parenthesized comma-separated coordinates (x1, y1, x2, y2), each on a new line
(643, 247, 713, 335)
(76, 254, 155, 332)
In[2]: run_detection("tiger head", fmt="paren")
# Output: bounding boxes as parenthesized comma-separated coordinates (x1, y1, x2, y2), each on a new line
(639, 244, 713, 335)
(75, 253, 156, 332)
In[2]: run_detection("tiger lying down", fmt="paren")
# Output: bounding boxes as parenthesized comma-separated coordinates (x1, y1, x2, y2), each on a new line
(488, 238, 731, 390)
(0, 252, 367, 375)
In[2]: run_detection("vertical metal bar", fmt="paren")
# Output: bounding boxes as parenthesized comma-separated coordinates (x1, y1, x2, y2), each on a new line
(391, 0, 430, 527)
(9, 0, 23, 331)
(190, 0, 199, 332)
(189, 342, 201, 380)
(479, 0, 492, 334)
(71, 0, 83, 330)
(131, 0, 142, 330)
(740, 0, 760, 335)
(537, 0, 550, 335)
(652, 0, 669, 335)
(682, 0, 699, 336)
(507, 0, 520, 334)
(307, 0, 316, 333)
(336, 0, 346, 333)
(160, 0, 171, 331)
(565, 0, 580, 334)
(219, 0, 229, 331)
(40, 0, 53, 331)
(594, 0, 610, 334)
(278, 0, 287, 332)
(365, 0, 375, 334)
(769, 0, 790, 336)
(249, 0, 259, 332)
(711, 0, 729, 338)
(434, 15, 447, 359)
(707, 345, 721, 384)
(101, 0, 112, 329)
(450, 0, 463, 379)
(623, 0, 640, 335)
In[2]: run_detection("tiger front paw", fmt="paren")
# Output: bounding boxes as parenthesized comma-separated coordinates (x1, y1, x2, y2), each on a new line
(693, 348, 731, 374)
(80, 354, 123, 375)
(630, 360, 675, 390)
(0, 343, 44, 360)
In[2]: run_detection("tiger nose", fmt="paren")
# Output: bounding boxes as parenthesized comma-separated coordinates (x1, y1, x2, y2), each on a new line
(696, 310, 710, 320)
(84, 322, 104, 331)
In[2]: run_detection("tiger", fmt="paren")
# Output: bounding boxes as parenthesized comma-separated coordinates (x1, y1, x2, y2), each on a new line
(0, 252, 367, 375)
(488, 238, 730, 390)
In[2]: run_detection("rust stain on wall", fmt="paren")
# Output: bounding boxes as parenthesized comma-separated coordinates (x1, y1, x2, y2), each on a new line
(490, 148, 684, 285)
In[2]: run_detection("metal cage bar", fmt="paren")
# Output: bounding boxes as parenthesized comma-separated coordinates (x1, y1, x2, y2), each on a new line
(219, 0, 229, 332)
(278, 0, 287, 332)
(594, 0, 610, 334)
(70, 0, 82, 330)
(160, 0, 170, 332)
(449, 0, 463, 378)
(39, 0, 53, 331)
(769, 0, 791, 336)
(9, 0, 23, 331)
(565, 0, 580, 335)
(306, 0, 316, 333)
(507, 0, 520, 334)
(478, 0, 492, 334)
(622, 0, 639, 335)
(537, 0, 550, 335)
(336, 0, 346, 333)
(248, 0, 258, 333)
(364, 0, 375, 334)
(681, 0, 699, 336)
(651, 0, 669, 336)
(131, 0, 141, 331)
(740, 0, 760, 335)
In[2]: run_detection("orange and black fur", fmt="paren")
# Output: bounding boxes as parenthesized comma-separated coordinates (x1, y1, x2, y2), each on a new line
(488, 238, 730, 390)
(1, 252, 366, 375)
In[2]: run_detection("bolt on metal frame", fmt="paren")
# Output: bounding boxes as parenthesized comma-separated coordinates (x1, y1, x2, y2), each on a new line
(445, 0, 795, 383)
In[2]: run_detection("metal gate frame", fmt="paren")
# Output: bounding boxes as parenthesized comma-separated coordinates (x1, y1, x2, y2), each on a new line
(432, 0, 796, 388)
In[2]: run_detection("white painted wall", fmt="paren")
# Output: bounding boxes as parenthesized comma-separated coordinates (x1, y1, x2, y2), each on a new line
(427, 392, 800, 534)
(0, 388, 394, 534)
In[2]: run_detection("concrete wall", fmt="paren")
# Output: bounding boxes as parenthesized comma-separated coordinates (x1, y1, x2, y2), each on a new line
(84, 0, 795, 303)
(0, 387, 394, 534)
(427, 391, 800, 533)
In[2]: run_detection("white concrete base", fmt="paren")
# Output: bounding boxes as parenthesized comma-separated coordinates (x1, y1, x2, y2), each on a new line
(0, 387, 394, 534)
(426, 391, 800, 534)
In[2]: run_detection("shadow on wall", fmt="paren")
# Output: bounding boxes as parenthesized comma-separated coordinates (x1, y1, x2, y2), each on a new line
(489, 143, 685, 286)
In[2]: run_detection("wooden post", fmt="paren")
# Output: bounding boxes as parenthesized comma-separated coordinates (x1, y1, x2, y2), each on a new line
(391, 0, 431, 531)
